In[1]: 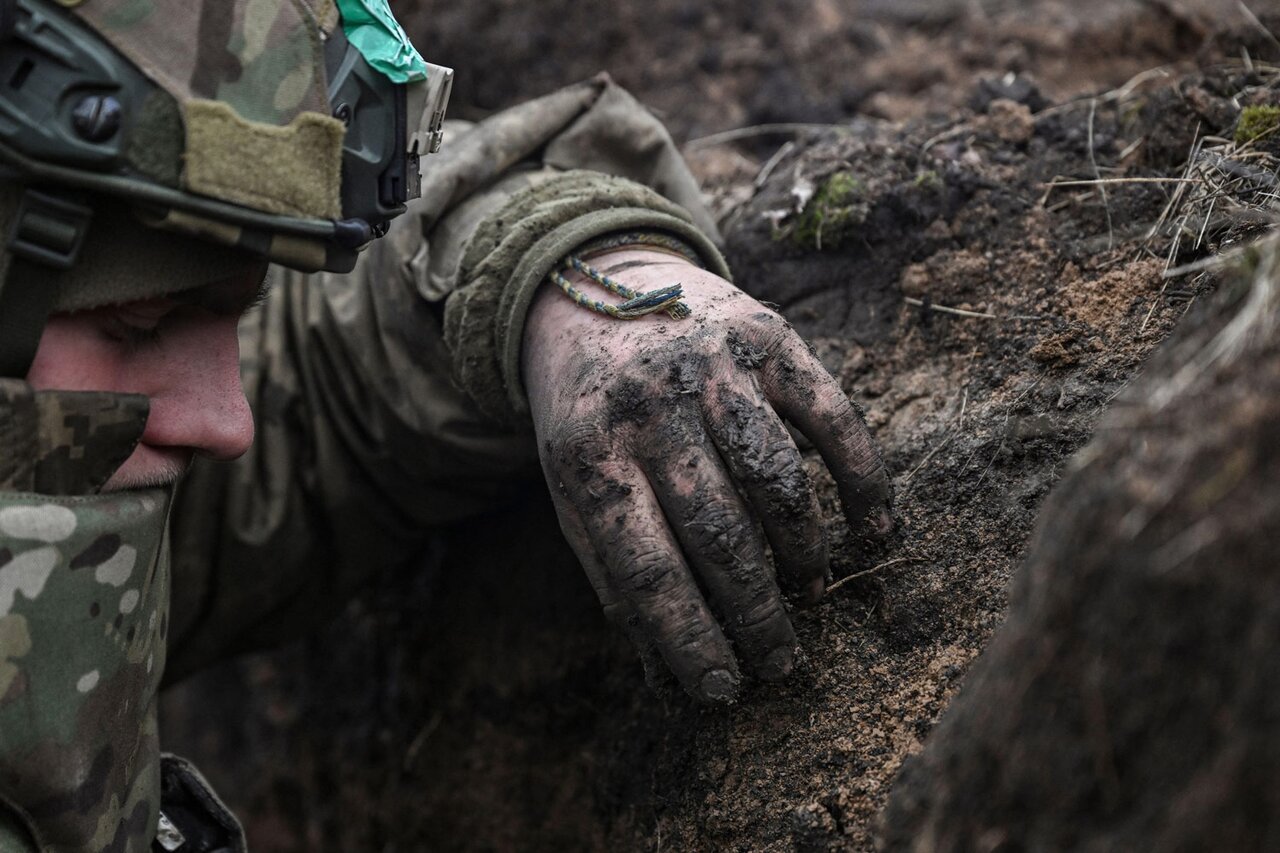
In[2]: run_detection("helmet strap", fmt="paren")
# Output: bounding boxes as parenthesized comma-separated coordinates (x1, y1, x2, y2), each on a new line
(0, 188, 93, 377)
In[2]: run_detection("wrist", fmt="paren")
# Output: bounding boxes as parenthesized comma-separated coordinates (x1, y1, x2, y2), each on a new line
(523, 248, 701, 387)
(528, 248, 700, 330)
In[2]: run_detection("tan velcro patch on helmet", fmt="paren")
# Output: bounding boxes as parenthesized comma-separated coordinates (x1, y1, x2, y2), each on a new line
(183, 100, 344, 220)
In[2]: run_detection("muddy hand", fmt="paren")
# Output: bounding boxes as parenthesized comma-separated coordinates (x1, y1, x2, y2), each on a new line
(522, 248, 893, 703)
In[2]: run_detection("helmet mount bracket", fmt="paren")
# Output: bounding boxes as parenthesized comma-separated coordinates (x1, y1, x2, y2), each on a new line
(0, 186, 93, 377)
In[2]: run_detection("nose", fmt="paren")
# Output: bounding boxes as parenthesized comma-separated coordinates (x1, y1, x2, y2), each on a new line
(141, 314, 255, 462)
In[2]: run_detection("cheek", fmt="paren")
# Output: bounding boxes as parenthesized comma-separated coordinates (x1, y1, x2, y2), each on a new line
(25, 317, 128, 392)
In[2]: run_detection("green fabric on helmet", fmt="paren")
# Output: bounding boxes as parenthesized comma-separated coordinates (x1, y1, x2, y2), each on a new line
(334, 0, 428, 83)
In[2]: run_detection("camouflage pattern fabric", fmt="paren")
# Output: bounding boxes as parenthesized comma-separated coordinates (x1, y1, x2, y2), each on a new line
(0, 383, 172, 853)
(69, 0, 349, 225)
(0, 489, 171, 853)
(0, 380, 149, 496)
(72, 0, 339, 126)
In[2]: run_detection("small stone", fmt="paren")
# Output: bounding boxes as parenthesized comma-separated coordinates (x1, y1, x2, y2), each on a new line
(986, 98, 1034, 145)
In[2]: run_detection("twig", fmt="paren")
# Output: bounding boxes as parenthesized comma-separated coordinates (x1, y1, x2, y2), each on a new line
(1163, 253, 1229, 278)
(1029, 67, 1172, 123)
(1196, 196, 1218, 250)
(826, 556, 928, 593)
(1105, 66, 1176, 103)
(404, 711, 444, 771)
(904, 297, 997, 319)
(921, 122, 974, 153)
(1044, 177, 1200, 189)
(755, 140, 795, 189)
(683, 123, 851, 150)
(1088, 99, 1115, 250)
(1118, 137, 1145, 161)
(1143, 135, 1201, 244)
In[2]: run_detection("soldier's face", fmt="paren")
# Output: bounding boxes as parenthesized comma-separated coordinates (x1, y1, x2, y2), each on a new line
(25, 263, 270, 490)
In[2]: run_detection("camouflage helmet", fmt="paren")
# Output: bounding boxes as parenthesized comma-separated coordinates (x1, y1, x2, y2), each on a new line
(0, 0, 453, 375)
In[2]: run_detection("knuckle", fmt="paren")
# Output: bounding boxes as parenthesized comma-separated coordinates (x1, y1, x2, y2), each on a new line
(603, 375, 659, 428)
(751, 319, 807, 362)
(760, 442, 804, 482)
(613, 541, 678, 593)
(668, 618, 719, 654)
(826, 395, 870, 444)
(551, 421, 610, 465)
(684, 500, 753, 564)
(745, 308, 789, 335)
(733, 594, 788, 632)
(758, 324, 794, 356)
(823, 396, 887, 476)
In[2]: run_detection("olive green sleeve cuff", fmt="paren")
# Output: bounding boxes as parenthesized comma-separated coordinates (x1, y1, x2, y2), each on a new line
(442, 170, 730, 424)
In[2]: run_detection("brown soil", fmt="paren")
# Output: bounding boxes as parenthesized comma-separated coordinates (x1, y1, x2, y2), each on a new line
(880, 247, 1280, 852)
(162, 3, 1280, 851)
(398, 0, 1249, 139)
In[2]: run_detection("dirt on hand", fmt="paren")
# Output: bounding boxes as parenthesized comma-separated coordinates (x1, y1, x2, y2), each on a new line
(161, 3, 1280, 851)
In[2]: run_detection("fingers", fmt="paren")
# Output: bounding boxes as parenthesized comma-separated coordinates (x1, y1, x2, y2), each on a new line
(642, 417, 798, 682)
(543, 479, 670, 686)
(755, 324, 894, 540)
(550, 428, 742, 702)
(703, 378, 830, 605)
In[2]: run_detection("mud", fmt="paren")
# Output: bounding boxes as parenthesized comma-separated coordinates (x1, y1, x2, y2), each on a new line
(161, 3, 1279, 851)
(400, 0, 1255, 141)
(725, 330, 769, 370)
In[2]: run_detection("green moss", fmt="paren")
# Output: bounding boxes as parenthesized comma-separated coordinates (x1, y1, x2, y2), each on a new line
(791, 171, 869, 250)
(1235, 105, 1280, 145)
(913, 170, 942, 190)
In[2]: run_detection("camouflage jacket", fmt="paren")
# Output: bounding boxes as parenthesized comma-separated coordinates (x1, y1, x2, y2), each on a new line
(166, 74, 722, 679)
(0, 76, 721, 852)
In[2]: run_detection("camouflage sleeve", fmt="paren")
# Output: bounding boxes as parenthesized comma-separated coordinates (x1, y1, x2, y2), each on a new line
(163, 76, 726, 680)
(443, 170, 731, 423)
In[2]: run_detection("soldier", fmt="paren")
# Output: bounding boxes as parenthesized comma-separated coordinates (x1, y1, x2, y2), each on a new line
(0, 0, 892, 849)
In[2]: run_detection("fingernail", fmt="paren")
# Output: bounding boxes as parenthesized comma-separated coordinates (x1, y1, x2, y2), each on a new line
(759, 646, 794, 682)
(700, 669, 740, 703)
